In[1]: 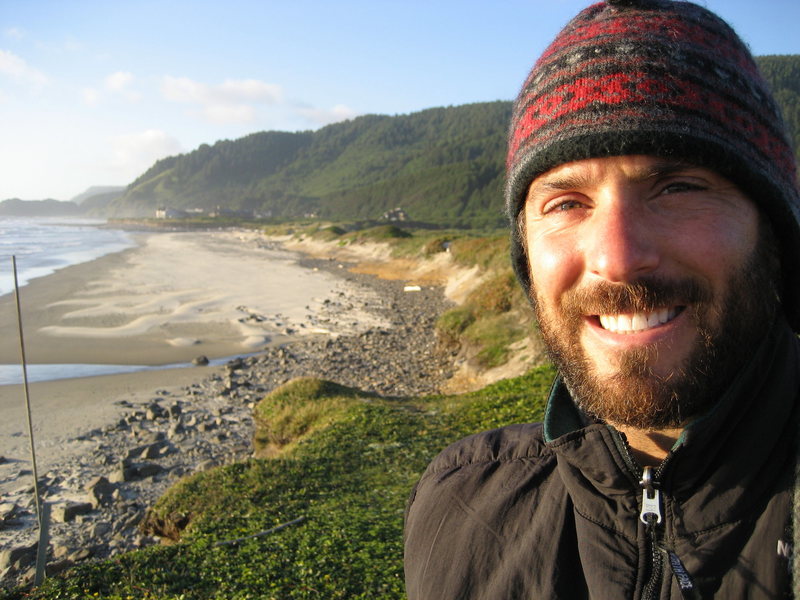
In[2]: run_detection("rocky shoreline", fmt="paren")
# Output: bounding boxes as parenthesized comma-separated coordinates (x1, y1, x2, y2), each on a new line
(0, 256, 454, 591)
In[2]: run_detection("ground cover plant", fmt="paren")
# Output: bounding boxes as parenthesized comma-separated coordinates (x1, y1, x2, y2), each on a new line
(2, 367, 554, 599)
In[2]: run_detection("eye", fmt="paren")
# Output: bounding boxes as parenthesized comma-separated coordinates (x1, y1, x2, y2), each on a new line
(543, 198, 585, 214)
(659, 181, 707, 195)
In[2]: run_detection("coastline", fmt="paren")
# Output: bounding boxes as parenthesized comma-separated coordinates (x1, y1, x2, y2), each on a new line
(0, 229, 455, 588)
(0, 230, 387, 367)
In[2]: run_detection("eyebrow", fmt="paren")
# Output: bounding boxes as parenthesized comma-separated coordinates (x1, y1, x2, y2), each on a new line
(529, 160, 697, 195)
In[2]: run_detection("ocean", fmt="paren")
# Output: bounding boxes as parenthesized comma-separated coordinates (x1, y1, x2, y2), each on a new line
(0, 217, 134, 297)
(0, 217, 137, 384)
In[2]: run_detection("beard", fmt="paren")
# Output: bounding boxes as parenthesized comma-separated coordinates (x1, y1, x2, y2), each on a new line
(532, 230, 780, 430)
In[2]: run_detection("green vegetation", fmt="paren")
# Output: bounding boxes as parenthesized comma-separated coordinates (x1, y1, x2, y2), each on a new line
(101, 102, 511, 227)
(757, 55, 800, 156)
(436, 265, 533, 368)
(2, 368, 554, 600)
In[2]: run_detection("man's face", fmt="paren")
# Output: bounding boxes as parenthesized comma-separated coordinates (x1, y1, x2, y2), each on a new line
(524, 155, 778, 430)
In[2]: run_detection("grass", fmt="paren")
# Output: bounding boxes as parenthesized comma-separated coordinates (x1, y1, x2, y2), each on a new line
(2, 367, 555, 599)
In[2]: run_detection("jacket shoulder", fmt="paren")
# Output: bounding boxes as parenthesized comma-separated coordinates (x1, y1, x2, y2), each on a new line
(421, 422, 550, 478)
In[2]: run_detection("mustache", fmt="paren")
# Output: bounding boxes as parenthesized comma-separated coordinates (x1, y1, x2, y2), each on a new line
(560, 277, 713, 316)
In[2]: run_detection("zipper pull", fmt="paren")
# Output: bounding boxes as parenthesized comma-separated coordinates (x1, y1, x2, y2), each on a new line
(639, 466, 662, 525)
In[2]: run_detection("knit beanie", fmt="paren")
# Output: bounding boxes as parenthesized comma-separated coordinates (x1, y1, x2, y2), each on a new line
(506, 0, 800, 330)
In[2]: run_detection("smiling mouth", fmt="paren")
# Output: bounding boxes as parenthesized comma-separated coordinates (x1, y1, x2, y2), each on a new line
(597, 307, 682, 334)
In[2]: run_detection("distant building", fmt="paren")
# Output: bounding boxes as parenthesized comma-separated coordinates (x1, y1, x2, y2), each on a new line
(155, 207, 189, 219)
(382, 207, 409, 222)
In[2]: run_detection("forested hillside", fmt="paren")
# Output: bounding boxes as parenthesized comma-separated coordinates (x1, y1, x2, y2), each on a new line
(100, 55, 800, 226)
(103, 102, 510, 227)
(757, 56, 800, 153)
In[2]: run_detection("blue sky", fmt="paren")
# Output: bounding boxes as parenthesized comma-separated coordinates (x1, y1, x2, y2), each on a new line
(2, 0, 799, 201)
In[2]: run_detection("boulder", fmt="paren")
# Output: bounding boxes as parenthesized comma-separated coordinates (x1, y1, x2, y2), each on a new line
(125, 440, 171, 461)
(52, 502, 93, 523)
(85, 476, 116, 508)
(0, 542, 37, 571)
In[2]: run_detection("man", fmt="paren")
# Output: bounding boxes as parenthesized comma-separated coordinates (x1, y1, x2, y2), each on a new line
(404, 0, 800, 598)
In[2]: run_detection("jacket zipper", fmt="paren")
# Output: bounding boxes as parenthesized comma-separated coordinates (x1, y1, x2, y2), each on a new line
(609, 429, 669, 600)
(612, 429, 700, 599)
(639, 465, 664, 600)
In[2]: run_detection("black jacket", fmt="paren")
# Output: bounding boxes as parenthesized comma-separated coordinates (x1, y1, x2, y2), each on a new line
(405, 319, 800, 599)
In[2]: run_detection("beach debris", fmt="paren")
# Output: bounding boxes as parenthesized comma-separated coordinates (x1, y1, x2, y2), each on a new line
(403, 284, 422, 292)
(192, 355, 209, 366)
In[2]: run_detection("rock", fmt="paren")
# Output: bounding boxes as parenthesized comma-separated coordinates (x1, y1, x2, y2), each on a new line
(197, 421, 217, 433)
(134, 462, 165, 479)
(0, 542, 37, 570)
(192, 355, 209, 366)
(126, 440, 171, 461)
(111, 460, 165, 482)
(52, 502, 93, 523)
(69, 548, 93, 562)
(46, 558, 74, 576)
(89, 521, 112, 538)
(226, 357, 245, 371)
(0, 502, 18, 522)
(118, 509, 144, 531)
(167, 421, 186, 439)
(85, 476, 116, 508)
(108, 461, 135, 483)
(145, 402, 166, 420)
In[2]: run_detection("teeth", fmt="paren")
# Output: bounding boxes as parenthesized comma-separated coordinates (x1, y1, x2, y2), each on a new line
(598, 308, 677, 333)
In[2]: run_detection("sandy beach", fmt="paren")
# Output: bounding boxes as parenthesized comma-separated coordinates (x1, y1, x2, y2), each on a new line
(0, 228, 391, 494)
(0, 230, 386, 367)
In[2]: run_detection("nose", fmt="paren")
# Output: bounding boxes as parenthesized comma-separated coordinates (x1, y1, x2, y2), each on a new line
(583, 200, 660, 283)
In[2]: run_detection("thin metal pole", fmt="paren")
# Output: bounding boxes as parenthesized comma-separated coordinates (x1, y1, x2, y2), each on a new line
(12, 256, 45, 541)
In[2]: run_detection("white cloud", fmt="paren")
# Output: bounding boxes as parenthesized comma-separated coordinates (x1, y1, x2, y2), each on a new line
(4, 28, 25, 40)
(0, 49, 47, 88)
(109, 129, 182, 175)
(82, 87, 100, 106)
(104, 71, 141, 102)
(105, 71, 134, 92)
(295, 103, 358, 126)
(83, 71, 141, 106)
(216, 79, 282, 103)
(161, 75, 283, 124)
